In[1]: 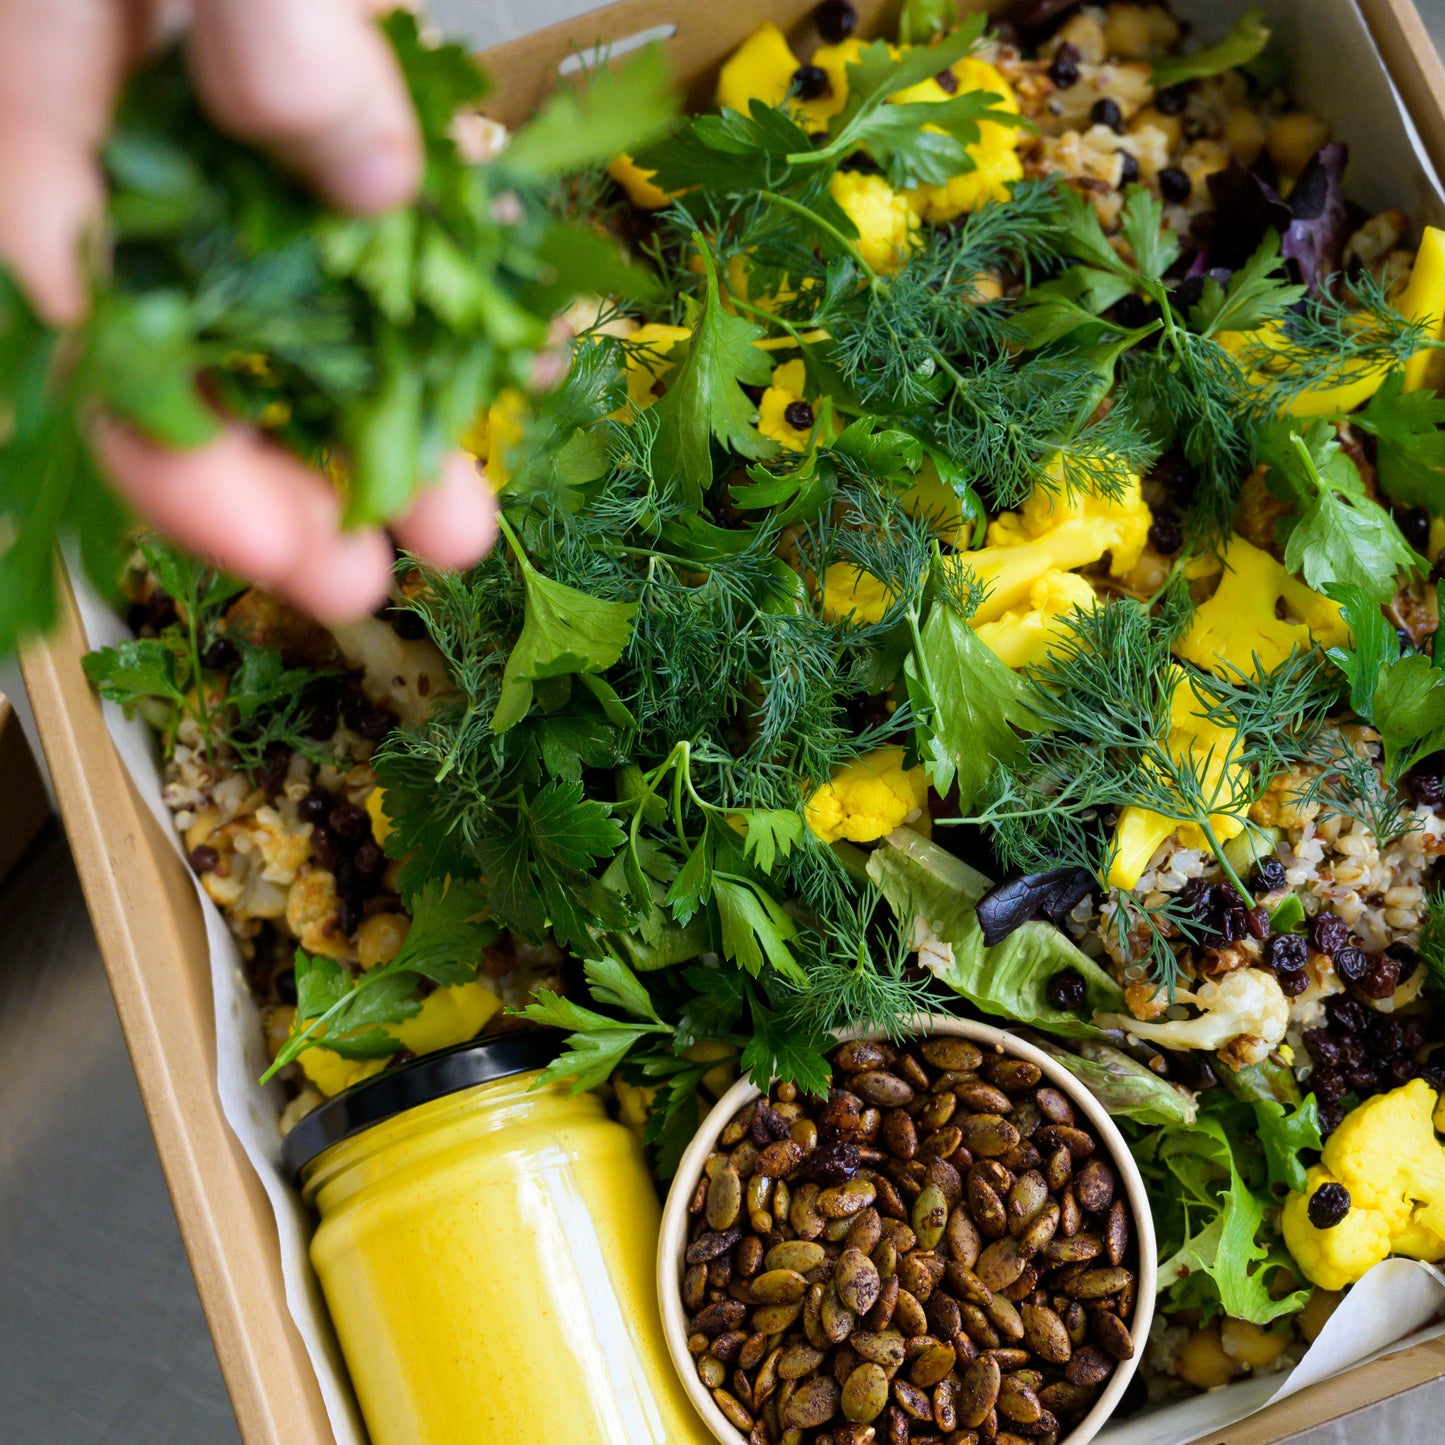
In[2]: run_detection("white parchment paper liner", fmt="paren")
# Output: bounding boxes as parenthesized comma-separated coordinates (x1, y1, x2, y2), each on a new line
(66, 1, 1445, 1441)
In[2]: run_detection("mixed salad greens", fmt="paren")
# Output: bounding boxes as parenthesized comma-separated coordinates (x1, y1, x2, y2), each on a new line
(62, 0, 1445, 1375)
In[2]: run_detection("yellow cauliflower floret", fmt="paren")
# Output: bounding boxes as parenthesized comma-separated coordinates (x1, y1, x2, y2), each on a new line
(622, 323, 691, 411)
(806, 38, 870, 127)
(365, 786, 393, 848)
(607, 152, 674, 210)
(461, 388, 526, 488)
(904, 59, 1023, 222)
(717, 23, 801, 116)
(1108, 667, 1250, 888)
(1282, 1080, 1445, 1290)
(819, 563, 900, 625)
(830, 171, 920, 275)
(758, 358, 815, 451)
(974, 569, 1096, 669)
(285, 868, 354, 961)
(298, 979, 502, 1097)
(953, 462, 1151, 625)
(805, 747, 929, 844)
(1174, 535, 1348, 678)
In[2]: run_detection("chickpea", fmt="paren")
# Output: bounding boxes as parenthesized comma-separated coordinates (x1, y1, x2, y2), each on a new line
(1298, 1288, 1343, 1343)
(356, 911, 411, 970)
(1268, 112, 1332, 177)
(1224, 106, 1268, 167)
(1220, 1317, 1290, 1369)
(1176, 1322, 1236, 1390)
(1104, 4, 1181, 61)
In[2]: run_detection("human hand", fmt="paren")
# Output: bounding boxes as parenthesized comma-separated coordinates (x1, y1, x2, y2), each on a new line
(0, 0, 499, 620)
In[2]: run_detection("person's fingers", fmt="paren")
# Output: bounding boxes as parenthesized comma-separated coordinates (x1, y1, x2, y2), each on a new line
(390, 451, 499, 570)
(97, 420, 394, 620)
(187, 0, 421, 215)
(0, 0, 129, 322)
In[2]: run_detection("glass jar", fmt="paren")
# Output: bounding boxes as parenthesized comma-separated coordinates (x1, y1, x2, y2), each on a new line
(284, 1033, 712, 1445)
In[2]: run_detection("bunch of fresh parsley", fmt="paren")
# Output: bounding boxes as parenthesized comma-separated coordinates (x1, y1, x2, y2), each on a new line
(0, 10, 675, 657)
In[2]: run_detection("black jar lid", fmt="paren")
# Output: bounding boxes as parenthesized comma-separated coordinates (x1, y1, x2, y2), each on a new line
(280, 1029, 564, 1184)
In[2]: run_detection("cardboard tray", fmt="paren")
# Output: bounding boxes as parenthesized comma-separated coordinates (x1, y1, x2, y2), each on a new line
(19, 2, 1445, 1440)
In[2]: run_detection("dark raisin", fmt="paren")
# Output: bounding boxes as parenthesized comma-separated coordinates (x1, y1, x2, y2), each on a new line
(751, 1104, 791, 1147)
(1217, 904, 1248, 943)
(354, 705, 399, 745)
(1266, 932, 1308, 974)
(1047, 969, 1088, 1011)
(1339, 1035, 1366, 1069)
(1048, 41, 1081, 88)
(298, 789, 330, 824)
(1172, 274, 1206, 313)
(255, 743, 291, 795)
(189, 844, 219, 874)
(1310, 912, 1350, 956)
(1357, 954, 1400, 1000)
(1252, 857, 1288, 893)
(1112, 292, 1158, 329)
(1147, 515, 1182, 553)
(1387, 942, 1420, 982)
(201, 636, 238, 670)
(1317, 1101, 1345, 1137)
(1326, 995, 1367, 1034)
(934, 68, 959, 95)
(329, 801, 371, 843)
(1278, 968, 1310, 997)
(1421, 1063, 1445, 1093)
(1158, 165, 1192, 202)
(808, 1140, 860, 1185)
(301, 696, 338, 741)
(784, 400, 816, 431)
(1117, 149, 1141, 187)
(1332, 946, 1370, 984)
(1307, 1181, 1351, 1229)
(1091, 98, 1123, 132)
(1310, 1068, 1346, 1103)
(1154, 83, 1190, 116)
(1405, 770, 1444, 808)
(1244, 906, 1270, 940)
(1393, 505, 1431, 551)
(144, 591, 178, 633)
(1401, 1017, 1428, 1052)
(274, 968, 298, 1005)
(1179, 878, 1217, 919)
(814, 0, 857, 43)
(336, 895, 362, 937)
(791, 64, 831, 102)
(310, 826, 339, 871)
(353, 840, 386, 881)
(386, 605, 428, 641)
(1367, 1017, 1404, 1056)
(1388, 1056, 1418, 1085)
(1345, 1065, 1379, 1091)
(1303, 1029, 1342, 1068)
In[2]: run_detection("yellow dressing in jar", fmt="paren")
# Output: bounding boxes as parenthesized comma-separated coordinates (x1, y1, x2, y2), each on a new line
(286, 1034, 711, 1445)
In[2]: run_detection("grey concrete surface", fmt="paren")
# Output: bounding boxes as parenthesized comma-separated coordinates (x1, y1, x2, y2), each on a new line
(5, 4, 1445, 1444)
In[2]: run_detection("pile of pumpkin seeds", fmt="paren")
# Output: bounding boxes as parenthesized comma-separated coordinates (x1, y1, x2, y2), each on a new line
(679, 1036, 1138, 1445)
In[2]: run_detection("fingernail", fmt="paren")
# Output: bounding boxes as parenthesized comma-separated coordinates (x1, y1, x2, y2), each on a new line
(328, 133, 420, 214)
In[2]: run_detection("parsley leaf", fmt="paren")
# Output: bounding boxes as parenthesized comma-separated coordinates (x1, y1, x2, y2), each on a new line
(1324, 582, 1399, 717)
(261, 879, 496, 1081)
(492, 522, 639, 732)
(1189, 231, 1305, 336)
(649, 241, 777, 505)
(1259, 420, 1422, 601)
(905, 594, 1037, 809)
(501, 46, 677, 177)
(1352, 369, 1445, 511)
(823, 23, 1022, 189)
(739, 992, 833, 1096)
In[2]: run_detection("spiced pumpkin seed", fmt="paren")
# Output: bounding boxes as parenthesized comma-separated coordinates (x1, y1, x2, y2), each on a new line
(958, 1355, 1002, 1428)
(853, 1071, 915, 1108)
(841, 1362, 890, 1423)
(752, 1268, 810, 1305)
(766, 1240, 827, 1275)
(911, 1184, 949, 1250)
(1020, 1302, 1072, 1365)
(784, 1376, 841, 1429)
(851, 1331, 906, 1372)
(919, 1038, 983, 1072)
(836, 1247, 883, 1316)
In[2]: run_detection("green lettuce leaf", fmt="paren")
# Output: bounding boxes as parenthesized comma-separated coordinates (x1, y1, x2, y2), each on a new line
(867, 828, 1120, 1038)
(1151, 10, 1270, 89)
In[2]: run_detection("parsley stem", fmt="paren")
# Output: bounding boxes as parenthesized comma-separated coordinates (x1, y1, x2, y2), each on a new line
(753, 190, 884, 291)
(727, 296, 827, 349)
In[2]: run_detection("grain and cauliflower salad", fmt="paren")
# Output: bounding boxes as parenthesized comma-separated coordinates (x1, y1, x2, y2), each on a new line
(64, 0, 1445, 1434)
